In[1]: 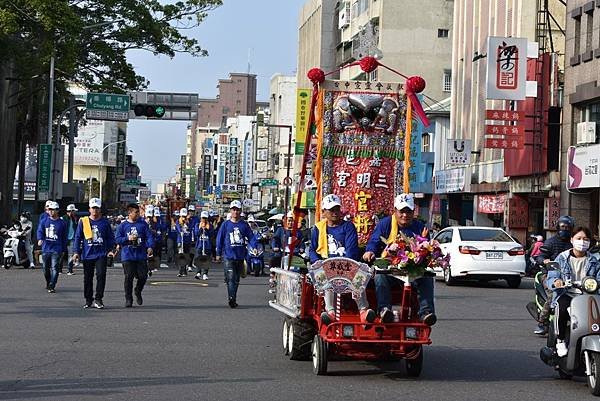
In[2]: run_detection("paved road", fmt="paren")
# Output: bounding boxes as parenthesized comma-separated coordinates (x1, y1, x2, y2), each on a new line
(0, 265, 595, 401)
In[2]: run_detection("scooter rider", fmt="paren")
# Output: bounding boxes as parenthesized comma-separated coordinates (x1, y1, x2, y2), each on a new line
(72, 198, 116, 309)
(546, 226, 600, 357)
(215, 200, 254, 308)
(533, 215, 576, 335)
(309, 194, 376, 325)
(19, 212, 35, 268)
(363, 193, 437, 326)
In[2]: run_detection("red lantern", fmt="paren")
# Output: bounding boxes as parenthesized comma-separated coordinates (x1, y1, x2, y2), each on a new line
(359, 56, 379, 73)
(406, 76, 426, 94)
(307, 68, 325, 84)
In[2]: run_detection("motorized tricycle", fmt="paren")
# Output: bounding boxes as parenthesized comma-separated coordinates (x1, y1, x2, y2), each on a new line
(270, 256, 431, 375)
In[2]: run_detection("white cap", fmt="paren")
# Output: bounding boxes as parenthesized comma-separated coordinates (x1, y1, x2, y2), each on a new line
(286, 211, 294, 218)
(188, 204, 195, 211)
(322, 194, 342, 210)
(144, 206, 154, 217)
(89, 198, 102, 208)
(230, 200, 242, 209)
(174, 210, 180, 216)
(48, 201, 60, 210)
(200, 211, 209, 218)
(45, 200, 53, 208)
(536, 235, 543, 241)
(180, 208, 188, 217)
(153, 208, 161, 217)
(66, 204, 78, 211)
(209, 211, 217, 217)
(394, 193, 415, 211)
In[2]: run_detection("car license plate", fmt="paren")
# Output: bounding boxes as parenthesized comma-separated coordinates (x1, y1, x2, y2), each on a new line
(486, 251, 503, 259)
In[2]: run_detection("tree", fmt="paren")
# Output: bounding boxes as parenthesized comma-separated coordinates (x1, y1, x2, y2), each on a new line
(0, 0, 222, 224)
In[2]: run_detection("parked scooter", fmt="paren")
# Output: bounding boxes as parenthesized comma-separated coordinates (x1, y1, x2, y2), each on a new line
(540, 274, 600, 395)
(247, 232, 265, 277)
(526, 262, 552, 323)
(2, 222, 30, 269)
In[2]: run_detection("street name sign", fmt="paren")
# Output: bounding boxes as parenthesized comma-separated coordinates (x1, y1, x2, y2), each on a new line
(86, 93, 130, 122)
(260, 178, 278, 187)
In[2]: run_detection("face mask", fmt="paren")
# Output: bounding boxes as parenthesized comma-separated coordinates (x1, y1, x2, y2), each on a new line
(20, 217, 27, 223)
(573, 239, 590, 252)
(558, 230, 571, 240)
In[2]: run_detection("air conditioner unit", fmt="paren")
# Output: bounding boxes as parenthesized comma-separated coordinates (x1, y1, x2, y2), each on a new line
(338, 2, 350, 29)
(577, 121, 597, 144)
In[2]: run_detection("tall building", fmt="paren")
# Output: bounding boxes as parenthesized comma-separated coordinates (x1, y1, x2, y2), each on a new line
(561, 1, 600, 236)
(448, 1, 565, 242)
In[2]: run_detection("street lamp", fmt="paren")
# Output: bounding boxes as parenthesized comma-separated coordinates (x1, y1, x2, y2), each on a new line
(98, 139, 126, 202)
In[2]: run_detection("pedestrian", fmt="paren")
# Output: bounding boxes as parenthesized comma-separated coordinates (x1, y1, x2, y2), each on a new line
(166, 211, 179, 265)
(186, 204, 198, 272)
(115, 203, 154, 308)
(215, 201, 254, 308)
(36, 201, 68, 293)
(72, 198, 116, 309)
(62, 203, 79, 275)
(149, 207, 165, 272)
(176, 208, 193, 277)
(193, 211, 215, 280)
(18, 211, 36, 268)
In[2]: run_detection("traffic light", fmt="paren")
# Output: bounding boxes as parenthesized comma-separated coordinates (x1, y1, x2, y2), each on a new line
(132, 104, 166, 118)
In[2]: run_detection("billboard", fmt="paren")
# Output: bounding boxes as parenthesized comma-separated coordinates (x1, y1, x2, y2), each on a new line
(486, 37, 528, 100)
(13, 145, 38, 200)
(567, 145, 600, 189)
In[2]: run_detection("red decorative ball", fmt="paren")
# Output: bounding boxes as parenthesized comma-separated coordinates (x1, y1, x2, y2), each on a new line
(359, 56, 379, 73)
(307, 68, 325, 84)
(406, 76, 426, 93)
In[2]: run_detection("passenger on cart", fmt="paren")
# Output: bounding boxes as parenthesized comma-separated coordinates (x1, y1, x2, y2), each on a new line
(363, 193, 437, 326)
(309, 194, 376, 325)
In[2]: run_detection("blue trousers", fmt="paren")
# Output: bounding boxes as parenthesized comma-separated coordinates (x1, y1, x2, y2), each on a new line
(42, 252, 61, 289)
(223, 259, 244, 301)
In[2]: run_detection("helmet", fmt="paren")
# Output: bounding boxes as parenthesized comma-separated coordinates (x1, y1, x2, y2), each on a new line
(557, 216, 575, 229)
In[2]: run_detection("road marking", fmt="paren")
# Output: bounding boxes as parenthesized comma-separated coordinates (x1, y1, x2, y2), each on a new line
(149, 281, 209, 287)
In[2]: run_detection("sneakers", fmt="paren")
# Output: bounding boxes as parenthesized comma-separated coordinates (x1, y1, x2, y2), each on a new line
(187, 266, 194, 272)
(556, 340, 568, 357)
(228, 298, 238, 308)
(148, 270, 153, 277)
(202, 273, 208, 281)
(380, 307, 394, 323)
(360, 308, 376, 324)
(47, 287, 55, 293)
(534, 323, 548, 335)
(92, 300, 104, 309)
(195, 273, 202, 280)
(83, 303, 92, 309)
(320, 311, 336, 325)
(421, 313, 437, 326)
(177, 273, 185, 277)
(135, 291, 143, 306)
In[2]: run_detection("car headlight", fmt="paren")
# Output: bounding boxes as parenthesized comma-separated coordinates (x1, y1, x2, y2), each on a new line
(405, 327, 418, 339)
(583, 277, 598, 293)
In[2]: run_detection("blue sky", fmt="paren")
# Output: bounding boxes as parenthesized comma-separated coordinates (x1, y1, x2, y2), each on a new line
(126, 0, 306, 190)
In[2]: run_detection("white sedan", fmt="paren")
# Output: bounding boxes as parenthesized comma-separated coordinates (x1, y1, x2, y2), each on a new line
(432, 226, 526, 288)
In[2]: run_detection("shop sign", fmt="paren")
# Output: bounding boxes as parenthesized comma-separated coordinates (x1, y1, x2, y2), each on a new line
(543, 197, 561, 230)
(477, 194, 506, 214)
(504, 195, 528, 228)
(434, 168, 470, 193)
(567, 145, 600, 189)
(446, 139, 472, 165)
(486, 37, 528, 100)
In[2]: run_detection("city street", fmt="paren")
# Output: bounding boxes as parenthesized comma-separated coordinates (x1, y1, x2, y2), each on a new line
(0, 266, 593, 401)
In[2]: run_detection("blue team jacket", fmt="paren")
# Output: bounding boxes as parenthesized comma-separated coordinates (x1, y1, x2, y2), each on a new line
(73, 217, 115, 260)
(115, 219, 155, 262)
(36, 217, 68, 254)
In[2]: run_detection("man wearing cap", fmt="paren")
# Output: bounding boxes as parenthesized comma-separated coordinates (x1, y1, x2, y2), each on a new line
(309, 194, 376, 325)
(72, 198, 116, 309)
(149, 208, 165, 271)
(36, 202, 68, 293)
(62, 204, 79, 275)
(38, 200, 53, 227)
(186, 205, 199, 272)
(271, 211, 304, 269)
(363, 193, 437, 326)
(176, 207, 194, 277)
(115, 203, 154, 308)
(193, 211, 215, 280)
(166, 211, 179, 265)
(215, 200, 254, 308)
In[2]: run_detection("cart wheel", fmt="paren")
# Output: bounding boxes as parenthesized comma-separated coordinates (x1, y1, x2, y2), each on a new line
(282, 318, 290, 356)
(289, 318, 316, 361)
(405, 346, 423, 377)
(312, 335, 328, 375)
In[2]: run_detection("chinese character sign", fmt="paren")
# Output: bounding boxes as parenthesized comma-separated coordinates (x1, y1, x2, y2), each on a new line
(543, 197, 561, 230)
(486, 37, 527, 100)
(316, 80, 407, 245)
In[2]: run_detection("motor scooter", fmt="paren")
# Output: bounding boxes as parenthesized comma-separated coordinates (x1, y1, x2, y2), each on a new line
(247, 232, 265, 277)
(526, 261, 553, 323)
(2, 223, 30, 269)
(540, 275, 600, 396)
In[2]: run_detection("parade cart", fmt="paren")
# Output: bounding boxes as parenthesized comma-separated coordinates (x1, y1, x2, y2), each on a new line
(269, 47, 436, 375)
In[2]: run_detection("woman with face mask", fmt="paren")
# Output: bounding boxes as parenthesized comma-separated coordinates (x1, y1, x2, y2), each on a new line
(546, 227, 600, 357)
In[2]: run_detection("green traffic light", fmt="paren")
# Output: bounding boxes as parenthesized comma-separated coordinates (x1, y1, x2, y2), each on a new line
(155, 106, 166, 118)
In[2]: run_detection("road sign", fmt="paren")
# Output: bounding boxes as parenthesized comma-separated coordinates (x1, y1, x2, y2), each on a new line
(259, 178, 278, 187)
(119, 192, 137, 202)
(86, 93, 130, 121)
(37, 144, 52, 200)
(124, 179, 140, 186)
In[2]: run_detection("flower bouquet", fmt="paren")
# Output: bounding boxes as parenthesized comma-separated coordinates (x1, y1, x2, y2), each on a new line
(373, 232, 450, 279)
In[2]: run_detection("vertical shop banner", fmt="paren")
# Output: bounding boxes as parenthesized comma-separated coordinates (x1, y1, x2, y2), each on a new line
(486, 37, 528, 100)
(295, 89, 311, 155)
(446, 139, 472, 165)
(116, 123, 127, 177)
(316, 80, 406, 245)
(543, 197, 561, 230)
(505, 195, 528, 228)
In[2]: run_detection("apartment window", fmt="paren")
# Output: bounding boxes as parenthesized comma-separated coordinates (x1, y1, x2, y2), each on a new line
(359, 0, 369, 14)
(586, 9, 593, 53)
(438, 29, 449, 38)
(422, 133, 431, 152)
(443, 70, 452, 92)
(352, 0, 359, 18)
(368, 69, 378, 81)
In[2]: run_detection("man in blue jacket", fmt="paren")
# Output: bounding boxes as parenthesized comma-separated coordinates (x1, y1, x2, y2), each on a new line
(115, 203, 154, 308)
(363, 193, 436, 326)
(215, 200, 254, 308)
(36, 201, 68, 293)
(72, 198, 116, 309)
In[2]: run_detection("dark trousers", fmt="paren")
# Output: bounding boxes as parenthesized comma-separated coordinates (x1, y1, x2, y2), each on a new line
(83, 257, 107, 303)
(178, 243, 192, 275)
(123, 260, 148, 302)
(555, 294, 573, 340)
